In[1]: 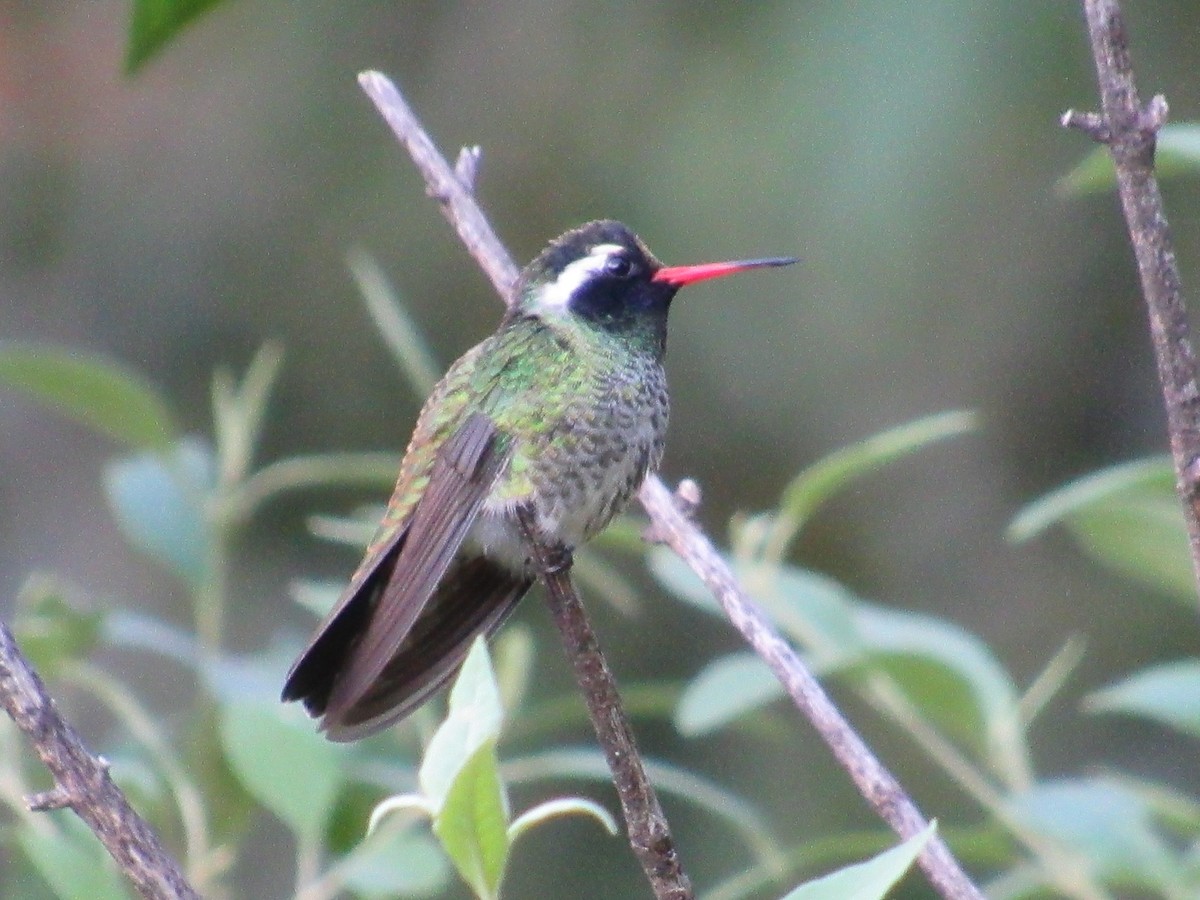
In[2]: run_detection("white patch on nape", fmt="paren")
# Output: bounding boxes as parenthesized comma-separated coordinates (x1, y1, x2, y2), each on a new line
(532, 243, 625, 313)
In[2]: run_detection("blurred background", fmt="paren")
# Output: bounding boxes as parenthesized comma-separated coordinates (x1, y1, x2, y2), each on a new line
(2, 1, 1199, 897)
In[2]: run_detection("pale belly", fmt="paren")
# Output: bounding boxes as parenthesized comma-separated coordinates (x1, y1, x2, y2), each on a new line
(467, 408, 665, 573)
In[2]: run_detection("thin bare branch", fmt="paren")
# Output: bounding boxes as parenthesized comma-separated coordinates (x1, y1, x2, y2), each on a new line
(1064, 0, 1200, 600)
(0, 620, 199, 900)
(357, 69, 984, 899)
(517, 509, 693, 900)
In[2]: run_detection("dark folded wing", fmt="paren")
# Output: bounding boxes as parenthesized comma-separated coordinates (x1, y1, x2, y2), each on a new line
(319, 411, 508, 727)
(324, 555, 533, 740)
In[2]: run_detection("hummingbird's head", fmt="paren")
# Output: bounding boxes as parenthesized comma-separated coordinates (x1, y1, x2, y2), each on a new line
(514, 220, 796, 354)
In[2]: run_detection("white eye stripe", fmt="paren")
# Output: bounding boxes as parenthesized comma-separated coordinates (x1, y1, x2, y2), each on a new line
(534, 244, 626, 311)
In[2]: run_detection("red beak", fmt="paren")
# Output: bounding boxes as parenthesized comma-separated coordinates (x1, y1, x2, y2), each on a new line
(652, 256, 797, 287)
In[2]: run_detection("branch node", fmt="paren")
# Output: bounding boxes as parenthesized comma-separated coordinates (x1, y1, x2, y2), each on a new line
(1061, 108, 1110, 143)
(642, 478, 702, 544)
(27, 786, 73, 812)
(1140, 94, 1169, 133)
(454, 145, 482, 193)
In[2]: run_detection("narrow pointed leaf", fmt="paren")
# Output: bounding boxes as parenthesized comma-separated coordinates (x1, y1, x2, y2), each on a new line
(0, 344, 176, 450)
(769, 411, 977, 552)
(778, 822, 935, 900)
(126, 0, 226, 73)
(508, 797, 618, 845)
(1086, 660, 1200, 738)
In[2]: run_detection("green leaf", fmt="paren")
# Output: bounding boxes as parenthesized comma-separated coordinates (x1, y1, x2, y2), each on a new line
(103, 437, 216, 587)
(228, 452, 401, 523)
(766, 410, 977, 557)
(103, 609, 201, 669)
(419, 638, 504, 809)
(778, 822, 935, 900)
(508, 797, 618, 845)
(1005, 778, 1185, 891)
(19, 821, 131, 900)
(433, 741, 510, 900)
(339, 827, 451, 898)
(12, 575, 104, 679)
(125, 0, 226, 73)
(1009, 458, 1194, 605)
(347, 248, 443, 398)
(211, 342, 284, 488)
(0, 344, 176, 450)
(1059, 123, 1200, 195)
(851, 603, 1025, 777)
(1087, 660, 1200, 738)
(676, 651, 783, 736)
(505, 748, 783, 871)
(219, 701, 343, 839)
(655, 549, 1025, 778)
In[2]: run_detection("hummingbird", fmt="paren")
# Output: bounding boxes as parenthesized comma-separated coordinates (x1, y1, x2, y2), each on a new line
(282, 220, 795, 740)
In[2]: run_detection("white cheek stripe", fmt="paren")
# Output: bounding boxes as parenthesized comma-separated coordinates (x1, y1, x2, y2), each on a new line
(534, 243, 624, 312)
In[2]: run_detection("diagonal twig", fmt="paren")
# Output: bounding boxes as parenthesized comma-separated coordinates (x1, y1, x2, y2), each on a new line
(1062, 0, 1200, 602)
(0, 620, 199, 900)
(357, 69, 983, 899)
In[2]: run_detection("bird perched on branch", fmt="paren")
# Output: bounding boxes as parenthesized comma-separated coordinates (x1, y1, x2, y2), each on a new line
(282, 219, 794, 740)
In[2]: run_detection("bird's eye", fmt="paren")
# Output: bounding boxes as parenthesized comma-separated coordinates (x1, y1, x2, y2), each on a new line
(604, 254, 634, 278)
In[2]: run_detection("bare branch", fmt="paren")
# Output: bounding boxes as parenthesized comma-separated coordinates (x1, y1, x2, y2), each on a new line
(517, 509, 693, 900)
(357, 70, 983, 899)
(0, 620, 199, 900)
(358, 72, 519, 302)
(638, 479, 984, 899)
(1064, 0, 1200, 600)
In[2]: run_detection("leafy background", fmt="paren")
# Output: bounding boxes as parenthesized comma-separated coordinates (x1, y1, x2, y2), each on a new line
(2, 2, 1200, 898)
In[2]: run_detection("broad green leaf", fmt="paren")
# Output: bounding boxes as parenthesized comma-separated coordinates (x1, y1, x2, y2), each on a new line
(339, 827, 450, 898)
(779, 822, 935, 900)
(433, 741, 510, 900)
(655, 549, 1024, 777)
(12, 575, 103, 679)
(420, 638, 504, 809)
(126, 0, 226, 73)
(19, 822, 131, 900)
(646, 545, 723, 614)
(1009, 458, 1194, 605)
(0, 344, 176, 450)
(1087, 660, 1200, 738)
(676, 651, 783, 736)
(1059, 124, 1200, 195)
(219, 701, 343, 839)
(851, 603, 1025, 776)
(1005, 778, 1184, 890)
(103, 437, 216, 587)
(766, 411, 977, 557)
